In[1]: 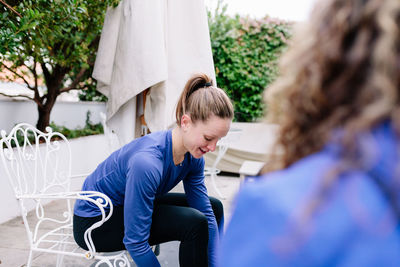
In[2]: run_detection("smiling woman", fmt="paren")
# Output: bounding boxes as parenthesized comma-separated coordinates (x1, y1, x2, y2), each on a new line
(73, 73, 234, 267)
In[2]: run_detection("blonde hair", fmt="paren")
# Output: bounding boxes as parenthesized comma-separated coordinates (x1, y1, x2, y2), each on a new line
(265, 0, 400, 171)
(175, 73, 234, 125)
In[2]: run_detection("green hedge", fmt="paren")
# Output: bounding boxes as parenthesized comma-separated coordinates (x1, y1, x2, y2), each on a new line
(208, 4, 292, 121)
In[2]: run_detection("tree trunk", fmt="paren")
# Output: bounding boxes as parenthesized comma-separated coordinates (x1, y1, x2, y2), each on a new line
(37, 106, 50, 132)
(36, 65, 68, 132)
(36, 89, 58, 132)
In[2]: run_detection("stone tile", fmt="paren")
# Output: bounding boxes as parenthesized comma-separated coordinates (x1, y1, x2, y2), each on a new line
(0, 225, 30, 250)
(157, 241, 180, 266)
(31, 251, 96, 267)
(0, 247, 31, 267)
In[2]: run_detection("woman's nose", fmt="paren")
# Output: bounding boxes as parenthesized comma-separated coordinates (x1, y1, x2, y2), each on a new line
(207, 141, 217, 152)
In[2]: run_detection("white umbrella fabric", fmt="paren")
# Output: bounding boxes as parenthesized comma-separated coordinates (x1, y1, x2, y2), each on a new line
(93, 0, 216, 145)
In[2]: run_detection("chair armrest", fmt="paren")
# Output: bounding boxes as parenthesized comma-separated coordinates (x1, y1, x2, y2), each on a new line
(17, 191, 113, 218)
(18, 191, 113, 257)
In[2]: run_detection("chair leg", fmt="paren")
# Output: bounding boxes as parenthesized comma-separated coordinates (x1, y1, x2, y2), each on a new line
(210, 173, 225, 199)
(26, 250, 33, 267)
(56, 230, 67, 267)
(154, 244, 160, 256)
(56, 251, 65, 267)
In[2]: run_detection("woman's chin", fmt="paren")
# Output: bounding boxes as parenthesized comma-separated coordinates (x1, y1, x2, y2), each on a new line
(191, 153, 203, 159)
(190, 149, 206, 158)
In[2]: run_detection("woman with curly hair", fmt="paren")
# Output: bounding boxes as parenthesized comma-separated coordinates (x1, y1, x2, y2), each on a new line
(219, 0, 400, 266)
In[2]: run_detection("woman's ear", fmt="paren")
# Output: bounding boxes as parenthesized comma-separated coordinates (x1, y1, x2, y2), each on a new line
(181, 114, 191, 132)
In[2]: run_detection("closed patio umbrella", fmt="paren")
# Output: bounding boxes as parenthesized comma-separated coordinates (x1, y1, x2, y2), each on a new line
(93, 0, 216, 145)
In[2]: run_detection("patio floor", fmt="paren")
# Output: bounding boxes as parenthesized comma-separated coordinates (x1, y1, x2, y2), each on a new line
(0, 174, 241, 267)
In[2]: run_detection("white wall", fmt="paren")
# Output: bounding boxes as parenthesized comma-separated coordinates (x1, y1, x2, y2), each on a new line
(0, 99, 106, 133)
(0, 134, 110, 224)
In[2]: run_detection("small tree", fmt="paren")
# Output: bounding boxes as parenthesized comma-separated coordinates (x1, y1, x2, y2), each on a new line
(0, 0, 118, 131)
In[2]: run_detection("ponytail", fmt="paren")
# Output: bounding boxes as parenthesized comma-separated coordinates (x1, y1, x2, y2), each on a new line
(175, 73, 234, 126)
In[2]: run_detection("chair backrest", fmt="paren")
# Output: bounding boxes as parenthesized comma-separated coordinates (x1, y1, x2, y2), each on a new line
(1, 123, 74, 245)
(0, 123, 72, 198)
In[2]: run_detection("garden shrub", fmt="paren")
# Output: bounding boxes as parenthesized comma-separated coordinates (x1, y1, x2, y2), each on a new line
(208, 3, 292, 122)
(49, 111, 104, 139)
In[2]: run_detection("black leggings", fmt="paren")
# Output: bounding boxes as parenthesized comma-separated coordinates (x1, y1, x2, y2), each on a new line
(73, 193, 224, 267)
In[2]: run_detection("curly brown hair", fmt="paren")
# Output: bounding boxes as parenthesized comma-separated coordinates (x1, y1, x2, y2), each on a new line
(265, 0, 400, 172)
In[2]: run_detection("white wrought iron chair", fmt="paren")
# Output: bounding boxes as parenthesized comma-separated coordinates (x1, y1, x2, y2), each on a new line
(0, 123, 131, 267)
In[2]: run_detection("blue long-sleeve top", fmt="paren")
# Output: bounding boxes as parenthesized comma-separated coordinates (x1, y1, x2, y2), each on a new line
(219, 121, 400, 266)
(74, 130, 219, 266)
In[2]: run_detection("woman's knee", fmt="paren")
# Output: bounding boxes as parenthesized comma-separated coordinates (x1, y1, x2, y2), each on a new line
(182, 208, 209, 240)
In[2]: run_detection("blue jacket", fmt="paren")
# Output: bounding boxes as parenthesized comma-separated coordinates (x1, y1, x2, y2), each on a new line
(74, 130, 218, 266)
(219, 121, 400, 267)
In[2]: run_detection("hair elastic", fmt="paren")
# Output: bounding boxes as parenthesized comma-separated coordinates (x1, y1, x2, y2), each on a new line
(204, 82, 212, 87)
